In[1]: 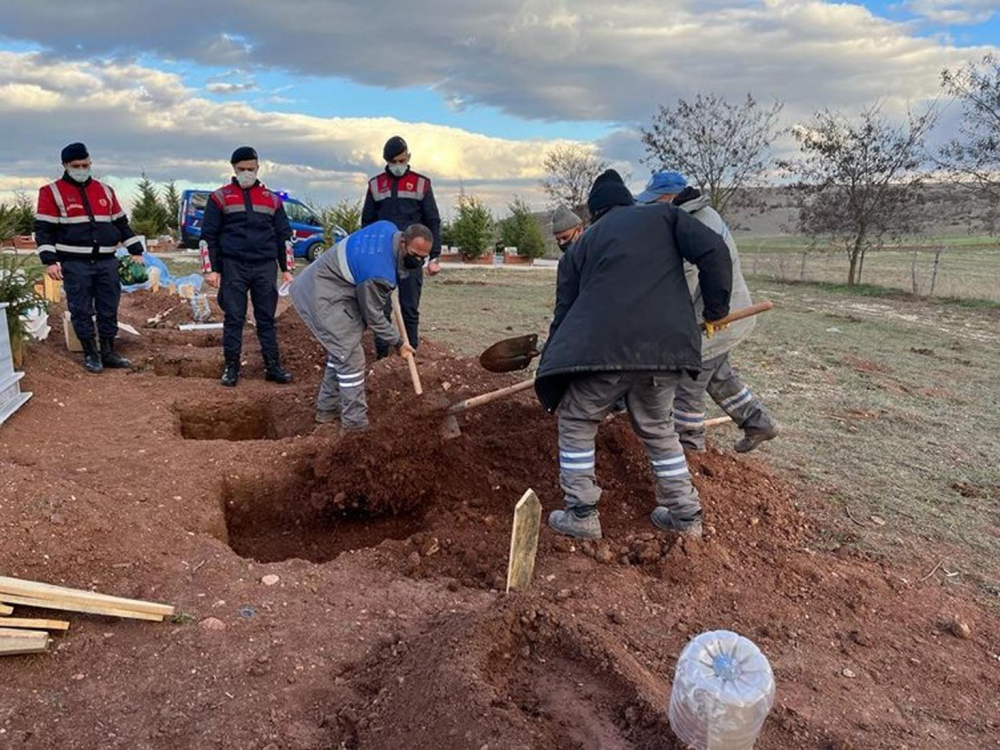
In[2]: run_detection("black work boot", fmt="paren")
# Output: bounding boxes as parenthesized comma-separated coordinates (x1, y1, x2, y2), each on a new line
(264, 354, 293, 384)
(100, 338, 131, 369)
(220, 360, 240, 387)
(81, 339, 104, 374)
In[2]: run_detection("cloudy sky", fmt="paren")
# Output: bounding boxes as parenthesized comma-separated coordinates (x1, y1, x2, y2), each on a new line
(1, 0, 998, 215)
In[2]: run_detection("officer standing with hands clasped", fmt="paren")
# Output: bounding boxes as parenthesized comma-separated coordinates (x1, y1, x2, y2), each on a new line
(200, 146, 295, 387)
(362, 136, 442, 359)
(34, 142, 145, 373)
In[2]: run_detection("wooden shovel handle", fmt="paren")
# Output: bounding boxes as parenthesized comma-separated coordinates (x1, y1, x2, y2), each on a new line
(447, 378, 536, 415)
(704, 300, 774, 330)
(391, 291, 423, 396)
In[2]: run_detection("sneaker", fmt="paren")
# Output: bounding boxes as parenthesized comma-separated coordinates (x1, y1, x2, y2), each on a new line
(650, 507, 703, 538)
(315, 411, 340, 424)
(548, 509, 602, 540)
(734, 422, 780, 453)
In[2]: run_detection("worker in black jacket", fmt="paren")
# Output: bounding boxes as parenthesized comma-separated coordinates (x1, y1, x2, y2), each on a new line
(536, 170, 733, 541)
(361, 136, 442, 357)
(200, 146, 294, 387)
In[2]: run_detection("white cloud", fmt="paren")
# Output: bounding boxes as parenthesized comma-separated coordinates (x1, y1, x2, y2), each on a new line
(906, 0, 999, 24)
(0, 0, 995, 123)
(0, 51, 586, 214)
(205, 82, 258, 94)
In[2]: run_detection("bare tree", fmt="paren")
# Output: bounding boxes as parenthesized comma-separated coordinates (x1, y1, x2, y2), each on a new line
(540, 144, 608, 218)
(940, 54, 1000, 234)
(781, 103, 936, 286)
(640, 93, 783, 216)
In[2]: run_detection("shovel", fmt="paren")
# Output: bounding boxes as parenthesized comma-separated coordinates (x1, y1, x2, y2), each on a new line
(478, 301, 775, 374)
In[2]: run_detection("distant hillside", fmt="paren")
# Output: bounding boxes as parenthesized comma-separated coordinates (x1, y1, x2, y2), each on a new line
(727, 184, 998, 239)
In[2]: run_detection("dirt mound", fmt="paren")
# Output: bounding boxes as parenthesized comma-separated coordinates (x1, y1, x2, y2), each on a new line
(4, 309, 999, 750)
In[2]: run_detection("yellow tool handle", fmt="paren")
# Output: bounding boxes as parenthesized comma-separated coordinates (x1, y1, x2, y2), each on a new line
(391, 291, 423, 396)
(703, 300, 774, 331)
(447, 378, 536, 415)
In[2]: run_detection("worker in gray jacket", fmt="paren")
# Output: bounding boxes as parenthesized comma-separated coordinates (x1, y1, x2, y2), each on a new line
(636, 171, 779, 453)
(289, 220, 430, 430)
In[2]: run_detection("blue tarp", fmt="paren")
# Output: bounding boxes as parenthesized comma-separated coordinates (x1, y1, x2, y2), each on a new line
(117, 249, 203, 295)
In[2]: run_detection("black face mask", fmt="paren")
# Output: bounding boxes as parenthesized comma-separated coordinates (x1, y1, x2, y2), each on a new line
(557, 239, 573, 253)
(403, 253, 424, 270)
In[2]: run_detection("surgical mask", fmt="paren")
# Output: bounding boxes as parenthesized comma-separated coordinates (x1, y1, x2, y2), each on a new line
(66, 167, 91, 183)
(556, 231, 580, 253)
(236, 170, 258, 188)
(388, 163, 408, 178)
(403, 252, 424, 270)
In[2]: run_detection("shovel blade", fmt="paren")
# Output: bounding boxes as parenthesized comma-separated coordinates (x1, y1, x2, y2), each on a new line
(479, 334, 540, 373)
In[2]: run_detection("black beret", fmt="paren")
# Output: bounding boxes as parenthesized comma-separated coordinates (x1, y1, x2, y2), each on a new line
(383, 136, 408, 162)
(61, 142, 89, 163)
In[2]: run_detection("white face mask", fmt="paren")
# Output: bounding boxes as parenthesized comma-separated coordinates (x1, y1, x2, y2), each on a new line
(388, 163, 408, 177)
(67, 167, 91, 183)
(236, 169, 258, 188)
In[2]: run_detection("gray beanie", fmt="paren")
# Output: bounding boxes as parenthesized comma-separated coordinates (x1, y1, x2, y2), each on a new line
(550, 205, 583, 235)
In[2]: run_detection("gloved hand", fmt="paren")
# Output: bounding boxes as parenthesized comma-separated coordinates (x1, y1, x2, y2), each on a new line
(703, 319, 730, 338)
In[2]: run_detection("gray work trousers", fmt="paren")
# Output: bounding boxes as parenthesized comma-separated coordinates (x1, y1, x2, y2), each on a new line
(673, 352, 772, 450)
(557, 372, 701, 520)
(316, 343, 369, 428)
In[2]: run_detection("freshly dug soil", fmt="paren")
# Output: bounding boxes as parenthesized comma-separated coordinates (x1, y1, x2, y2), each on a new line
(0, 291, 996, 749)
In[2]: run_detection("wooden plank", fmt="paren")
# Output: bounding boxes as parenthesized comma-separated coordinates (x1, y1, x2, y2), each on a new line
(0, 638, 50, 656)
(0, 603, 12, 616)
(506, 489, 543, 594)
(0, 576, 174, 617)
(0, 627, 51, 639)
(0, 617, 70, 631)
(0, 594, 164, 622)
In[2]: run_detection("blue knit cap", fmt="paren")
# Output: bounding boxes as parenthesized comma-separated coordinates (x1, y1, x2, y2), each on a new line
(635, 171, 688, 203)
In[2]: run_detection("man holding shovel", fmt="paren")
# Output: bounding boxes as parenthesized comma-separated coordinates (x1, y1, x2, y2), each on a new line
(289, 221, 430, 431)
(635, 171, 780, 453)
(535, 170, 733, 541)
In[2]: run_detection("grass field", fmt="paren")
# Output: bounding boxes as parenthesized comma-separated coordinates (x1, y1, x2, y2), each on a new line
(737, 236, 1000, 302)
(421, 268, 1000, 598)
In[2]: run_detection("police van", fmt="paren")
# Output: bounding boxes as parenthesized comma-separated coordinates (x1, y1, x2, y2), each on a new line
(178, 189, 346, 262)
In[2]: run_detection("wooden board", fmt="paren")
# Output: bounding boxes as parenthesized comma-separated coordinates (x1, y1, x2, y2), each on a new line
(0, 637, 50, 655)
(506, 489, 543, 593)
(0, 627, 50, 655)
(0, 604, 12, 616)
(0, 594, 165, 622)
(0, 576, 174, 617)
(0, 627, 50, 638)
(0, 617, 70, 631)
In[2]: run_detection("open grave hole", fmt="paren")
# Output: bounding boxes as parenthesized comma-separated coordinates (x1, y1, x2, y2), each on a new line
(222, 472, 425, 563)
(150, 351, 225, 379)
(174, 398, 312, 441)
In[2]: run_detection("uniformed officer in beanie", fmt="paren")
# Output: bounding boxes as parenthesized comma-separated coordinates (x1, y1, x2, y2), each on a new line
(200, 146, 295, 387)
(361, 136, 442, 358)
(35, 142, 146, 373)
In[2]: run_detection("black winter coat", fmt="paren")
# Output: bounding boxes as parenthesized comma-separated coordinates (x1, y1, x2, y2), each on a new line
(535, 202, 733, 412)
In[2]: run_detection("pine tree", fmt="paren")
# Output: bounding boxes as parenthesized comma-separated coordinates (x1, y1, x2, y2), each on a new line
(131, 173, 170, 239)
(499, 196, 546, 259)
(163, 180, 181, 231)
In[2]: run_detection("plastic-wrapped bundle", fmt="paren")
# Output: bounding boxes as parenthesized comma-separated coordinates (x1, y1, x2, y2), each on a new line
(189, 294, 212, 323)
(669, 630, 775, 750)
